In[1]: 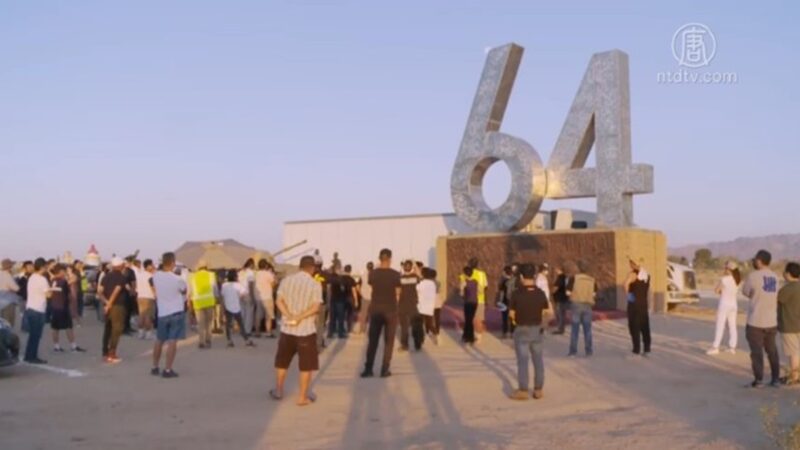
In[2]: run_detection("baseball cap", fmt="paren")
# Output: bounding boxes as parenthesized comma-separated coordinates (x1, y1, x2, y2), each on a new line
(111, 257, 125, 267)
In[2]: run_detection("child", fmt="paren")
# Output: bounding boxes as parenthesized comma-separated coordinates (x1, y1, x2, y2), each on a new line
(49, 264, 86, 353)
(461, 267, 478, 345)
(221, 270, 255, 348)
(417, 267, 438, 345)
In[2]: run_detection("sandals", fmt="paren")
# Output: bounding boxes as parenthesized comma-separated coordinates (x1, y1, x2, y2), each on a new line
(269, 389, 283, 401)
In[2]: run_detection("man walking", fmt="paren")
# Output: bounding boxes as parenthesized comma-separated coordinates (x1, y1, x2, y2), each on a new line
(625, 257, 652, 357)
(189, 260, 218, 349)
(271, 256, 322, 406)
(361, 249, 401, 378)
(100, 257, 128, 363)
(778, 262, 800, 385)
(22, 258, 51, 364)
(567, 262, 596, 357)
(742, 250, 781, 388)
(509, 263, 552, 401)
(150, 253, 187, 378)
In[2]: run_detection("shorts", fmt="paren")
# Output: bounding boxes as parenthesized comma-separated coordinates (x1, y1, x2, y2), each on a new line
(275, 333, 319, 372)
(476, 303, 486, 321)
(260, 296, 275, 320)
(137, 298, 155, 321)
(782, 333, 800, 357)
(157, 311, 187, 342)
(50, 308, 73, 330)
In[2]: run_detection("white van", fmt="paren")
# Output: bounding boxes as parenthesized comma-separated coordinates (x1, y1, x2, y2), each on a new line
(667, 263, 700, 307)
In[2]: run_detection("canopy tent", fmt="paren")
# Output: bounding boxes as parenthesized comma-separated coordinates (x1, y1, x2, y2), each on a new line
(174, 239, 272, 271)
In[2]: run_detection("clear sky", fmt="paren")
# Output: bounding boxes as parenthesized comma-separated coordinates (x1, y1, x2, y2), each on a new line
(1, 1, 798, 261)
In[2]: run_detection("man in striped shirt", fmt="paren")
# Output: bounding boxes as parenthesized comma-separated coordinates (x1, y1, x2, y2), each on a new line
(271, 256, 323, 406)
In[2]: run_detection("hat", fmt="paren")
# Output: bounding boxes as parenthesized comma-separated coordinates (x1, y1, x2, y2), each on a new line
(196, 259, 208, 270)
(111, 257, 125, 267)
(725, 261, 738, 271)
(1, 258, 14, 270)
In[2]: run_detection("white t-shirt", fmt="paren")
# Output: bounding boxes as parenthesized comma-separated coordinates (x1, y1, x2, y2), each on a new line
(255, 270, 275, 302)
(221, 282, 246, 313)
(27, 273, 50, 313)
(417, 279, 437, 316)
(135, 268, 155, 299)
(151, 271, 187, 318)
(717, 274, 739, 307)
(536, 274, 550, 300)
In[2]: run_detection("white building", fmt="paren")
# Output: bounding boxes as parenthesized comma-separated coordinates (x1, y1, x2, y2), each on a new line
(281, 209, 595, 271)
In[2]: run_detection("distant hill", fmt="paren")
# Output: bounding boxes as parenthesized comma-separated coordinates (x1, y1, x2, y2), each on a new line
(670, 233, 800, 262)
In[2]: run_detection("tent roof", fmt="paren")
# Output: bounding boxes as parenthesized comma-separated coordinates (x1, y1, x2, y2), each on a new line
(174, 239, 273, 270)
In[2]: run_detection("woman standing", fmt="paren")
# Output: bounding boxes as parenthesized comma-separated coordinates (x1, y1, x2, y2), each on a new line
(707, 261, 742, 355)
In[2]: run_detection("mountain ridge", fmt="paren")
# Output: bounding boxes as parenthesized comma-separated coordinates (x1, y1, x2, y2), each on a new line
(670, 233, 800, 261)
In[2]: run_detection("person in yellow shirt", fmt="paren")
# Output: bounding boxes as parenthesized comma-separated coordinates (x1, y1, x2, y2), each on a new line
(459, 258, 488, 343)
(188, 260, 219, 349)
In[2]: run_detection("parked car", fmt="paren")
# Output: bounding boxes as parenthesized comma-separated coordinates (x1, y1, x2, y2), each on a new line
(667, 262, 700, 309)
(0, 318, 20, 367)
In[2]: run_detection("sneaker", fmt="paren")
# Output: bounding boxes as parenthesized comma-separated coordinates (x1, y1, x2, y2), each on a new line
(532, 389, 544, 400)
(198, 343, 207, 350)
(71, 346, 87, 353)
(706, 348, 720, 355)
(360, 370, 374, 378)
(769, 379, 781, 389)
(105, 356, 122, 364)
(53, 346, 65, 353)
(227, 341, 235, 348)
(749, 380, 764, 389)
(150, 367, 160, 376)
(162, 370, 179, 379)
(380, 369, 392, 378)
(138, 330, 146, 340)
(245, 340, 256, 347)
(510, 390, 529, 401)
(25, 358, 48, 365)
(567, 352, 577, 358)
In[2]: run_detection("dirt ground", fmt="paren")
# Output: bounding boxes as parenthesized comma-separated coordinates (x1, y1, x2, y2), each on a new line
(1, 312, 798, 450)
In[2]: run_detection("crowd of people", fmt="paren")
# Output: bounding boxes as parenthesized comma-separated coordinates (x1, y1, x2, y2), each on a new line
(1, 246, 800, 405)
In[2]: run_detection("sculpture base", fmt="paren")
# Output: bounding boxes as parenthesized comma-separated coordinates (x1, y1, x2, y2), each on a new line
(436, 228, 667, 312)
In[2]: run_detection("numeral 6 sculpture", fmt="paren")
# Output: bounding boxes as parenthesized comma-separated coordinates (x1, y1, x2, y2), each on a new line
(450, 43, 654, 232)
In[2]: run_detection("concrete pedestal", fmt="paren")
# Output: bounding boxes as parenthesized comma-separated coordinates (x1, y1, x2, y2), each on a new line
(436, 228, 667, 312)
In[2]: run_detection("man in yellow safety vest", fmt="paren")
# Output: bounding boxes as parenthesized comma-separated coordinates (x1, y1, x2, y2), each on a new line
(189, 260, 219, 349)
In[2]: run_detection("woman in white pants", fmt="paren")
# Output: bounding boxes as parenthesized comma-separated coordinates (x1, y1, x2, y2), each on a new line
(707, 261, 742, 355)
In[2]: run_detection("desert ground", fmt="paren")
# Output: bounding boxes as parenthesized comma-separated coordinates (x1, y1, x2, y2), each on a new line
(1, 307, 798, 450)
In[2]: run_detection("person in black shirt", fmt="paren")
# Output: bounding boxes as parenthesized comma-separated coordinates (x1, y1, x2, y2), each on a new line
(497, 266, 514, 339)
(327, 263, 357, 339)
(99, 258, 129, 363)
(626, 257, 652, 356)
(361, 249, 401, 378)
(341, 265, 358, 334)
(509, 263, 551, 401)
(552, 265, 570, 335)
(398, 260, 424, 351)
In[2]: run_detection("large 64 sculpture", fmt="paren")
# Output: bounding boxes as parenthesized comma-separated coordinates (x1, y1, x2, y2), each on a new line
(450, 43, 654, 232)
